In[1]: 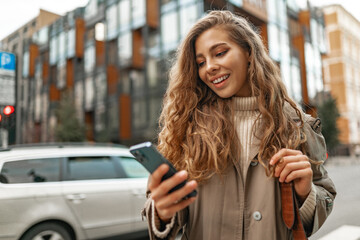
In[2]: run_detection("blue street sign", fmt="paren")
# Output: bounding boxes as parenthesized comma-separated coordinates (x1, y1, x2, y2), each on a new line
(0, 52, 16, 72)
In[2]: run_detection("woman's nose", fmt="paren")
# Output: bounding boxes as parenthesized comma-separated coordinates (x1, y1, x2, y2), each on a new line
(206, 60, 219, 73)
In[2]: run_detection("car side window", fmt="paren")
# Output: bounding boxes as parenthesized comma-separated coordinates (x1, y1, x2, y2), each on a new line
(114, 156, 149, 178)
(66, 156, 118, 180)
(0, 158, 61, 184)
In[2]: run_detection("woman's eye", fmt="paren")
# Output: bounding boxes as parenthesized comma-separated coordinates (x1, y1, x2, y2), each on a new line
(216, 50, 227, 57)
(198, 61, 205, 67)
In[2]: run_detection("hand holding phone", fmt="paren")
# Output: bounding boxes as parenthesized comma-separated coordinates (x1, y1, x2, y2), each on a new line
(130, 142, 197, 199)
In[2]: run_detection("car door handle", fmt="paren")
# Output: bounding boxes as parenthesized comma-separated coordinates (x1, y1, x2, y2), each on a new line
(66, 194, 86, 201)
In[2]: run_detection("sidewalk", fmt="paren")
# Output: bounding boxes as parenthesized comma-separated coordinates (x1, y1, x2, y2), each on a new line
(325, 156, 360, 166)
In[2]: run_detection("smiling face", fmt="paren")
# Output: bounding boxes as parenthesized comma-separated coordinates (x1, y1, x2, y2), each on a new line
(195, 27, 251, 98)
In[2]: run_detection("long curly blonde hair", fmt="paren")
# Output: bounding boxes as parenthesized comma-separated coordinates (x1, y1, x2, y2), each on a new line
(158, 10, 305, 183)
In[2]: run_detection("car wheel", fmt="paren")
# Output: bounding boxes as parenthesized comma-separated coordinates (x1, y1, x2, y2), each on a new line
(20, 223, 72, 240)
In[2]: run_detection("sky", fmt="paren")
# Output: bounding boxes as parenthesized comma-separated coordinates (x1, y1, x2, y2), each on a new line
(0, 0, 359, 40)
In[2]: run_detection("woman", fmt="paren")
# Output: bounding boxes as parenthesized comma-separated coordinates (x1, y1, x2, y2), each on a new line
(142, 10, 336, 240)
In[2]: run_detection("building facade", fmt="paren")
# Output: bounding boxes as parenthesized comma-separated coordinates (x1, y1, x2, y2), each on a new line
(322, 4, 360, 156)
(0, 0, 326, 147)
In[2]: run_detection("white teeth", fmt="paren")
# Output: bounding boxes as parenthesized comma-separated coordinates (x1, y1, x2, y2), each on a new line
(213, 75, 229, 84)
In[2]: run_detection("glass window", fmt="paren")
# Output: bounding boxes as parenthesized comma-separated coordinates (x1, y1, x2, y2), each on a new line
(95, 104, 106, 133)
(50, 35, 58, 65)
(147, 57, 159, 87)
(291, 62, 302, 103)
(57, 64, 66, 89)
(67, 28, 75, 58)
(0, 158, 61, 184)
(75, 80, 84, 121)
(85, 0, 97, 19)
(132, 0, 146, 28)
(118, 32, 132, 66)
(84, 44, 95, 73)
(133, 98, 147, 128)
(114, 156, 148, 178)
(180, 3, 197, 39)
(119, 0, 131, 32)
(84, 76, 94, 111)
(95, 72, 107, 104)
(228, 0, 243, 7)
(66, 156, 118, 180)
(58, 32, 66, 64)
(108, 97, 119, 136)
(268, 24, 280, 61)
(106, 4, 118, 40)
(22, 51, 29, 78)
(150, 97, 162, 127)
(161, 11, 179, 52)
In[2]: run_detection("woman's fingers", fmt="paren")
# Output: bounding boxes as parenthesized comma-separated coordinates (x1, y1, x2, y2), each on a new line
(151, 169, 189, 201)
(148, 164, 169, 191)
(157, 197, 197, 221)
(156, 180, 198, 209)
(277, 161, 311, 182)
(270, 148, 302, 165)
(274, 154, 310, 178)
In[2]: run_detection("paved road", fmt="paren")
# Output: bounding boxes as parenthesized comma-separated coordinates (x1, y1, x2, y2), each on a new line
(310, 157, 360, 240)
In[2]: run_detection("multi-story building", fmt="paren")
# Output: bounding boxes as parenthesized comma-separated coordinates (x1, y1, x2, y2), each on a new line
(322, 4, 360, 156)
(0, 0, 327, 147)
(0, 9, 61, 144)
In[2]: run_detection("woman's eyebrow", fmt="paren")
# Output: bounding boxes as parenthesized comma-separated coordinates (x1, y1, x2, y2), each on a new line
(196, 42, 228, 58)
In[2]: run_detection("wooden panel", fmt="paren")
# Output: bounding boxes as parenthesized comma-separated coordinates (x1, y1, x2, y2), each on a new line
(29, 44, 39, 77)
(147, 0, 159, 28)
(85, 112, 94, 141)
(96, 40, 105, 66)
(299, 10, 310, 27)
(66, 59, 74, 88)
(132, 29, 144, 68)
(119, 94, 131, 139)
(292, 35, 308, 104)
(75, 18, 85, 58)
(107, 65, 118, 95)
(49, 83, 60, 101)
(259, 23, 268, 50)
(42, 61, 49, 85)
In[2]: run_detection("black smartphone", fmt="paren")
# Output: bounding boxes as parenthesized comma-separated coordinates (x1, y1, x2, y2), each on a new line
(129, 142, 197, 199)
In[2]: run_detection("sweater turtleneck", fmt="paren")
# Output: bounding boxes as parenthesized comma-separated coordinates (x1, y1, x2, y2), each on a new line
(233, 96, 260, 179)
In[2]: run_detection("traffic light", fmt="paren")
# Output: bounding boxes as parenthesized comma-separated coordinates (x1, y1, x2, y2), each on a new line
(3, 106, 15, 116)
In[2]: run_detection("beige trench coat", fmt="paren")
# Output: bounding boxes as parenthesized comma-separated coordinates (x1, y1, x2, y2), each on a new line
(143, 109, 337, 240)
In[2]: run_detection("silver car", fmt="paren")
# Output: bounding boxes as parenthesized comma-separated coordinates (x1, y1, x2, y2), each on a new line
(0, 144, 149, 240)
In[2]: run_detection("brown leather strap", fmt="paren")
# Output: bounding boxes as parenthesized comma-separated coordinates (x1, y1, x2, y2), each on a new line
(280, 182, 307, 240)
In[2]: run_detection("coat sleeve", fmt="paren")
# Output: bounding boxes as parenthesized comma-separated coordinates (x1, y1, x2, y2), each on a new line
(141, 189, 189, 239)
(302, 115, 337, 236)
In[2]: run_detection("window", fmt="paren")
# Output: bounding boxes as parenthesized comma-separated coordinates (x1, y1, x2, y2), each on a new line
(118, 0, 131, 32)
(84, 76, 94, 111)
(133, 97, 147, 128)
(84, 44, 95, 73)
(180, 3, 198, 39)
(22, 51, 29, 78)
(66, 156, 118, 180)
(161, 11, 179, 52)
(132, 0, 146, 28)
(114, 156, 148, 178)
(50, 36, 58, 65)
(118, 32, 132, 66)
(0, 158, 61, 184)
(106, 4, 118, 40)
(67, 29, 75, 58)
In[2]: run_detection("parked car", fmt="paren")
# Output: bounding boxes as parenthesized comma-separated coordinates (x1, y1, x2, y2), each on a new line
(0, 143, 150, 240)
